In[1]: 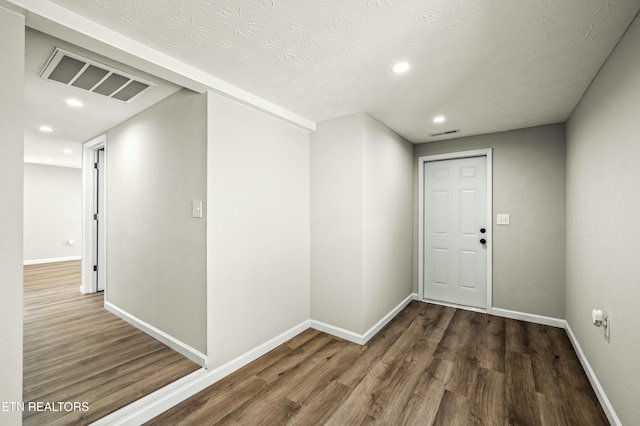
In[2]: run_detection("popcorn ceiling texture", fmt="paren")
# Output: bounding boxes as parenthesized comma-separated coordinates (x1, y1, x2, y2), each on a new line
(51, 0, 639, 142)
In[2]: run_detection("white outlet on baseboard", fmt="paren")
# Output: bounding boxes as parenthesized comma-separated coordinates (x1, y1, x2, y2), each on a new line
(496, 214, 510, 225)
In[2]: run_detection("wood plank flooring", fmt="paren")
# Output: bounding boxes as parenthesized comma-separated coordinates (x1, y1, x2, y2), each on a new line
(23, 260, 200, 426)
(148, 302, 608, 426)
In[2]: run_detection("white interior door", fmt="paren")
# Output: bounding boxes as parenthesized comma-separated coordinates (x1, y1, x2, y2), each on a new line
(423, 156, 487, 308)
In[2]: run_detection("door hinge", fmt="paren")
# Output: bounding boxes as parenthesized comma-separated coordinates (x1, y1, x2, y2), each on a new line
(94, 213, 98, 220)
(93, 265, 98, 272)
(94, 162, 99, 169)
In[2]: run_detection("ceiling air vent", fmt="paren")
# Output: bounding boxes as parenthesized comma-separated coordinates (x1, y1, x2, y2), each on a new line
(429, 129, 460, 137)
(39, 48, 155, 102)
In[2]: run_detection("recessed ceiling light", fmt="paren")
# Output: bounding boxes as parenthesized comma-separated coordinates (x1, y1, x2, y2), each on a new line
(39, 126, 53, 133)
(391, 62, 410, 73)
(63, 149, 73, 154)
(433, 115, 446, 123)
(66, 98, 83, 108)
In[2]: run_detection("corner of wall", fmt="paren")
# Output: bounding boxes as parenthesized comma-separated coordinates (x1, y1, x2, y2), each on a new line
(311, 113, 414, 335)
(206, 91, 310, 369)
(0, 6, 25, 425)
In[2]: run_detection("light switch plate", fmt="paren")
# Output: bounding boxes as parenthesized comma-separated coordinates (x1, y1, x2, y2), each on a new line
(496, 214, 510, 225)
(192, 201, 203, 218)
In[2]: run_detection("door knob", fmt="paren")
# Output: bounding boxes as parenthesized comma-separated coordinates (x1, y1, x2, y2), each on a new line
(480, 238, 487, 244)
(480, 228, 486, 233)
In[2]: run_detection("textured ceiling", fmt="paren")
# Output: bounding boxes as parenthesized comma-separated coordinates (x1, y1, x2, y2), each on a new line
(48, 0, 640, 143)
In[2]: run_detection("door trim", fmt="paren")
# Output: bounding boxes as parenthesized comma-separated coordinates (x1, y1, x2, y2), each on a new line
(81, 134, 107, 294)
(418, 148, 493, 313)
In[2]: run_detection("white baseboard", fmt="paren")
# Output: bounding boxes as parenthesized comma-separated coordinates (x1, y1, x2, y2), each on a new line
(491, 307, 620, 424)
(93, 320, 310, 425)
(361, 293, 416, 344)
(415, 299, 564, 328)
(90, 369, 207, 426)
(420, 298, 489, 314)
(94, 298, 620, 426)
(564, 322, 621, 426)
(96, 295, 416, 424)
(309, 319, 365, 345)
(206, 320, 310, 381)
(104, 301, 207, 368)
(491, 307, 565, 328)
(23, 255, 81, 265)
(310, 293, 416, 345)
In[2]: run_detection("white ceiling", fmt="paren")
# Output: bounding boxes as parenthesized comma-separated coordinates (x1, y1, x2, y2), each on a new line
(18, 0, 640, 159)
(43, 0, 640, 144)
(24, 28, 181, 168)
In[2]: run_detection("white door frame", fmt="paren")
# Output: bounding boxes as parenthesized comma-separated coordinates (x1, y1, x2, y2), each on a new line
(418, 148, 493, 313)
(81, 134, 107, 294)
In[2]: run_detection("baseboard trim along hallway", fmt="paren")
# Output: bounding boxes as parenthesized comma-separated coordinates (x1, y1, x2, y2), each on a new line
(94, 297, 620, 425)
(94, 295, 416, 424)
(564, 322, 621, 426)
(105, 301, 207, 368)
(309, 293, 416, 345)
(23, 255, 82, 265)
(93, 320, 310, 425)
(490, 307, 621, 425)
(491, 307, 566, 328)
(90, 369, 207, 426)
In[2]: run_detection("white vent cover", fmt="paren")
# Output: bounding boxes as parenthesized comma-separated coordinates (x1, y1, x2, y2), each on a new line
(429, 129, 461, 137)
(39, 48, 155, 102)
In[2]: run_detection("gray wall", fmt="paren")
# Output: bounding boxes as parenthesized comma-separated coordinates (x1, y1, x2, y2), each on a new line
(23, 164, 82, 262)
(206, 92, 310, 368)
(362, 115, 414, 329)
(107, 89, 207, 354)
(566, 14, 640, 425)
(311, 113, 413, 334)
(311, 114, 365, 332)
(414, 124, 566, 318)
(0, 6, 24, 425)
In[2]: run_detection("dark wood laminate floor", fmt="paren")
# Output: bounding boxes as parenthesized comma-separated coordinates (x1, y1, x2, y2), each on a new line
(148, 301, 608, 426)
(23, 261, 200, 426)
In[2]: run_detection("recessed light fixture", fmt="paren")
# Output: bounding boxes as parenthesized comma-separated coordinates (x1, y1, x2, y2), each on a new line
(63, 149, 73, 154)
(433, 115, 446, 123)
(66, 98, 83, 108)
(391, 62, 410, 73)
(39, 126, 53, 133)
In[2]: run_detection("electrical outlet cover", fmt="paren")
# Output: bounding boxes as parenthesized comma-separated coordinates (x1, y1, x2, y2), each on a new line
(496, 214, 510, 225)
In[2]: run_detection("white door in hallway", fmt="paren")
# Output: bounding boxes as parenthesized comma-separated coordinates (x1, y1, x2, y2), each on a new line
(423, 156, 487, 309)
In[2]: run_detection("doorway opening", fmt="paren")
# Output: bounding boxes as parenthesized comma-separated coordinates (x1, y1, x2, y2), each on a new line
(81, 134, 106, 294)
